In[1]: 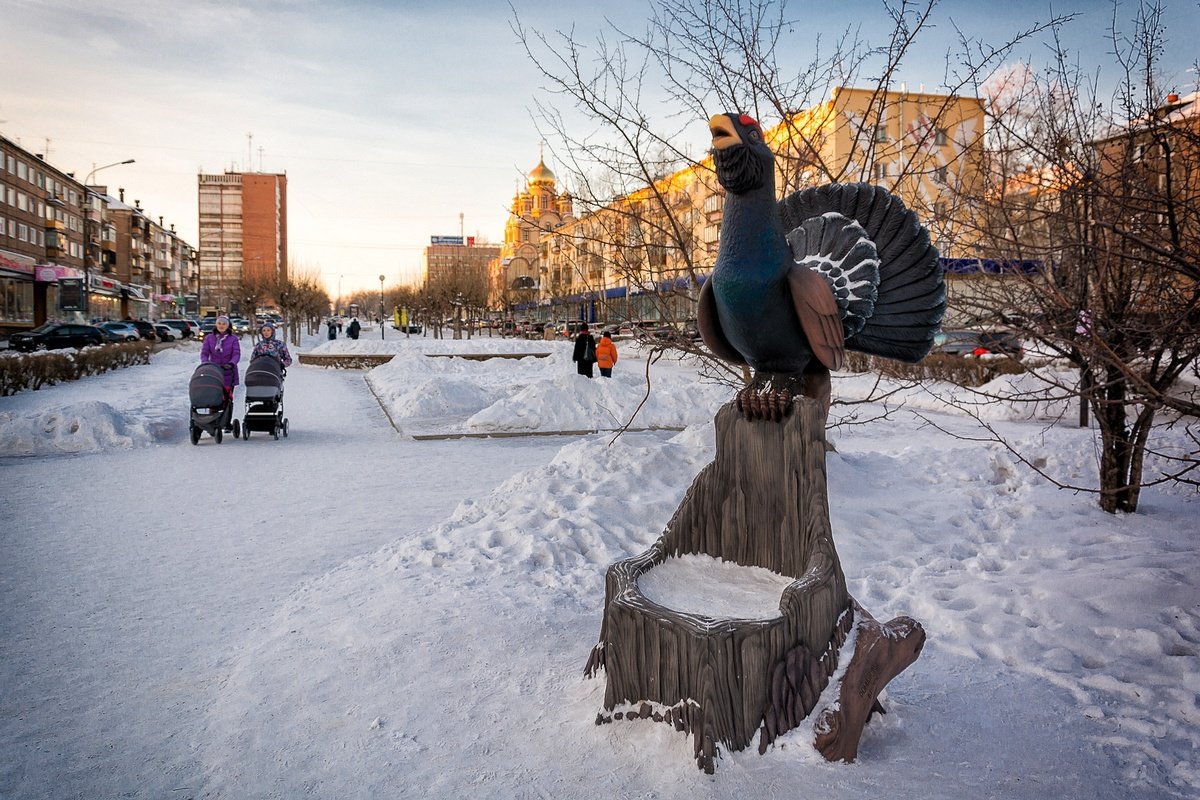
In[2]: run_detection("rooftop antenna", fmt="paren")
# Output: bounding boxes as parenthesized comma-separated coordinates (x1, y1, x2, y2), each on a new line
(257, 145, 264, 172)
(247, 132, 253, 173)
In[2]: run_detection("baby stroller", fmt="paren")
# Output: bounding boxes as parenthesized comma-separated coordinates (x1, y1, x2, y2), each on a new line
(188, 363, 239, 444)
(240, 354, 289, 440)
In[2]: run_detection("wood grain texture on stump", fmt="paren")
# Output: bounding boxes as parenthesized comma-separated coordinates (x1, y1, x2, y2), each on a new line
(586, 399, 850, 772)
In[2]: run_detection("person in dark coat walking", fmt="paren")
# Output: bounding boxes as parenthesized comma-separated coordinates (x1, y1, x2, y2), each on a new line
(572, 323, 596, 378)
(327, 318, 338, 340)
(347, 317, 361, 340)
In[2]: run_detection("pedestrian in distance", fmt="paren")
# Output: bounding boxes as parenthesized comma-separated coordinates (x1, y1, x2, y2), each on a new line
(347, 317, 361, 340)
(595, 330, 618, 378)
(327, 318, 338, 340)
(251, 320, 293, 367)
(199, 315, 241, 432)
(572, 323, 597, 378)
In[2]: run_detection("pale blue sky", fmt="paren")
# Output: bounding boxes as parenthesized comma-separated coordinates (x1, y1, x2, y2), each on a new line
(4, 0, 1196, 292)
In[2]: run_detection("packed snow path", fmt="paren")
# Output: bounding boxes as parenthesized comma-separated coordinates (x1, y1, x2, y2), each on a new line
(0, 345, 565, 798)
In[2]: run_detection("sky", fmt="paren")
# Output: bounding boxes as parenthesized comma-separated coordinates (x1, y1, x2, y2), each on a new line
(4, 0, 1198, 295)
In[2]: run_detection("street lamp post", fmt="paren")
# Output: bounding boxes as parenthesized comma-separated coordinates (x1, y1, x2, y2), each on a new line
(81, 159, 135, 319)
(379, 275, 386, 341)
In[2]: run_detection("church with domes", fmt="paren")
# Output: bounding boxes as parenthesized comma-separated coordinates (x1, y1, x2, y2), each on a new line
(488, 154, 574, 309)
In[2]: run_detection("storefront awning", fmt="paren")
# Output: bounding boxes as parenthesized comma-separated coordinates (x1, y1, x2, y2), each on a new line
(0, 249, 36, 279)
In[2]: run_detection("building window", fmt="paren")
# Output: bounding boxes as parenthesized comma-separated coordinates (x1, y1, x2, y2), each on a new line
(873, 162, 888, 180)
(934, 165, 948, 183)
(17, 223, 28, 242)
(934, 128, 948, 146)
(874, 124, 888, 142)
(16, 161, 27, 181)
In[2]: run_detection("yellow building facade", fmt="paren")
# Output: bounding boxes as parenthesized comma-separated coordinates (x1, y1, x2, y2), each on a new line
(503, 86, 986, 324)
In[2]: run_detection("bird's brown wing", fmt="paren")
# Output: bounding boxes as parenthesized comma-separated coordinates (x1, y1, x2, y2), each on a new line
(787, 264, 845, 371)
(697, 278, 747, 365)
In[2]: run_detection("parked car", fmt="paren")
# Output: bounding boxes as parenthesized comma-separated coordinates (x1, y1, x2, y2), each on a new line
(931, 329, 1024, 358)
(94, 326, 125, 344)
(199, 318, 217, 337)
(9, 322, 106, 352)
(125, 319, 158, 341)
(100, 321, 141, 342)
(153, 323, 177, 342)
(157, 319, 193, 339)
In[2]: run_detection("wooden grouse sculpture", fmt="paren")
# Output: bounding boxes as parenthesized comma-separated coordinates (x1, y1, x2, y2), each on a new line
(699, 113, 946, 419)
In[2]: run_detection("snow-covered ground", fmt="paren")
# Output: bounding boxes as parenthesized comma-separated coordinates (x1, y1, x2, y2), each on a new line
(0, 329, 1196, 799)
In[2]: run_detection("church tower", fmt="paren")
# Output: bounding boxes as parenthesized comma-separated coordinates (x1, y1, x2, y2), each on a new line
(491, 152, 575, 309)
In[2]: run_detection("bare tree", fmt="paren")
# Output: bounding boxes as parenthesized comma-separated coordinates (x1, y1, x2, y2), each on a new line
(513, 0, 1064, 413)
(951, 0, 1199, 512)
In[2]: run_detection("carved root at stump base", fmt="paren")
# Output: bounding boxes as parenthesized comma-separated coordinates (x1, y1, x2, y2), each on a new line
(813, 601, 926, 762)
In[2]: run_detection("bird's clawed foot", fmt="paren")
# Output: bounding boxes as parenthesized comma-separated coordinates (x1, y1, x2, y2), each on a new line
(735, 386, 794, 421)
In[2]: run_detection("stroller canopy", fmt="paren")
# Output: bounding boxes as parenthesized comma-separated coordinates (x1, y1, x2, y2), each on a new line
(189, 363, 228, 408)
(245, 354, 284, 389)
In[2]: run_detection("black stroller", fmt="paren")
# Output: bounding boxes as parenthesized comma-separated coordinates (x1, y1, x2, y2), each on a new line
(188, 363, 239, 444)
(240, 354, 289, 440)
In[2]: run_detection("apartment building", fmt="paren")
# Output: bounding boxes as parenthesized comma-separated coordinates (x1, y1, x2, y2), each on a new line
(197, 171, 287, 314)
(0, 136, 87, 332)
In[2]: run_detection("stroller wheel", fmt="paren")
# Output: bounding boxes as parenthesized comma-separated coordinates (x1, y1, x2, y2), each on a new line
(272, 426, 280, 440)
(232, 419, 241, 440)
(215, 428, 223, 444)
(282, 419, 289, 438)
(189, 424, 200, 446)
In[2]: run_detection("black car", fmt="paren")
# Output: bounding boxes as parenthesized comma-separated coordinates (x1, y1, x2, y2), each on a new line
(123, 319, 159, 340)
(157, 319, 193, 339)
(9, 322, 106, 352)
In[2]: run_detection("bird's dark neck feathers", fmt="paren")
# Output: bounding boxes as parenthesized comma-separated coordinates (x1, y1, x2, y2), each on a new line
(716, 177, 789, 277)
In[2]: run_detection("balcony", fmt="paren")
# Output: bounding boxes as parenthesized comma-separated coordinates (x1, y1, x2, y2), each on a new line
(101, 234, 117, 252)
(44, 218, 66, 231)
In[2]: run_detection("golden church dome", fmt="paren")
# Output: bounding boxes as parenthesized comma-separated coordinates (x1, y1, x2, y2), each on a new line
(528, 159, 556, 187)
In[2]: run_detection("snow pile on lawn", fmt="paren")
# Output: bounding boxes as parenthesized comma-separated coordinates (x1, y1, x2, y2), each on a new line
(0, 347, 197, 456)
(362, 339, 733, 435)
(0, 400, 152, 456)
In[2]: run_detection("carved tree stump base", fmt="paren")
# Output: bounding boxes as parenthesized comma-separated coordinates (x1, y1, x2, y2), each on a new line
(586, 399, 923, 772)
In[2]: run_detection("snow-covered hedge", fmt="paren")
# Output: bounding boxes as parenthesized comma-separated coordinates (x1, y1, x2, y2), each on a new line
(0, 341, 153, 396)
(843, 351, 1025, 386)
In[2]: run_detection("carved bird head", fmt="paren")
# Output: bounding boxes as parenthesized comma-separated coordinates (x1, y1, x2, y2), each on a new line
(709, 113, 773, 194)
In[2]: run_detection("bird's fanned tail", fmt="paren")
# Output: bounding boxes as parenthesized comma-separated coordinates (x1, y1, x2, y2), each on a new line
(779, 183, 945, 363)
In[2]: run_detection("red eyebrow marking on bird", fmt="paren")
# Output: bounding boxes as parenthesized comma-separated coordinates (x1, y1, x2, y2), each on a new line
(739, 114, 759, 128)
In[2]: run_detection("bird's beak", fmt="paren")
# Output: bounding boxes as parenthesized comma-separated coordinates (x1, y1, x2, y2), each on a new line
(709, 114, 741, 150)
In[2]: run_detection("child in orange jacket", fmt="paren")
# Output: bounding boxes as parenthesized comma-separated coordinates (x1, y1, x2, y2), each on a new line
(595, 331, 618, 378)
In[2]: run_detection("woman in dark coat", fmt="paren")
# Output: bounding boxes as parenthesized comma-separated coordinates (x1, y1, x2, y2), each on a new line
(572, 323, 596, 378)
(347, 317, 361, 340)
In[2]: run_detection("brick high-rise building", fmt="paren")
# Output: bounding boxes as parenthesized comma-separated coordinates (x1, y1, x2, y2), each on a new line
(197, 171, 287, 314)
